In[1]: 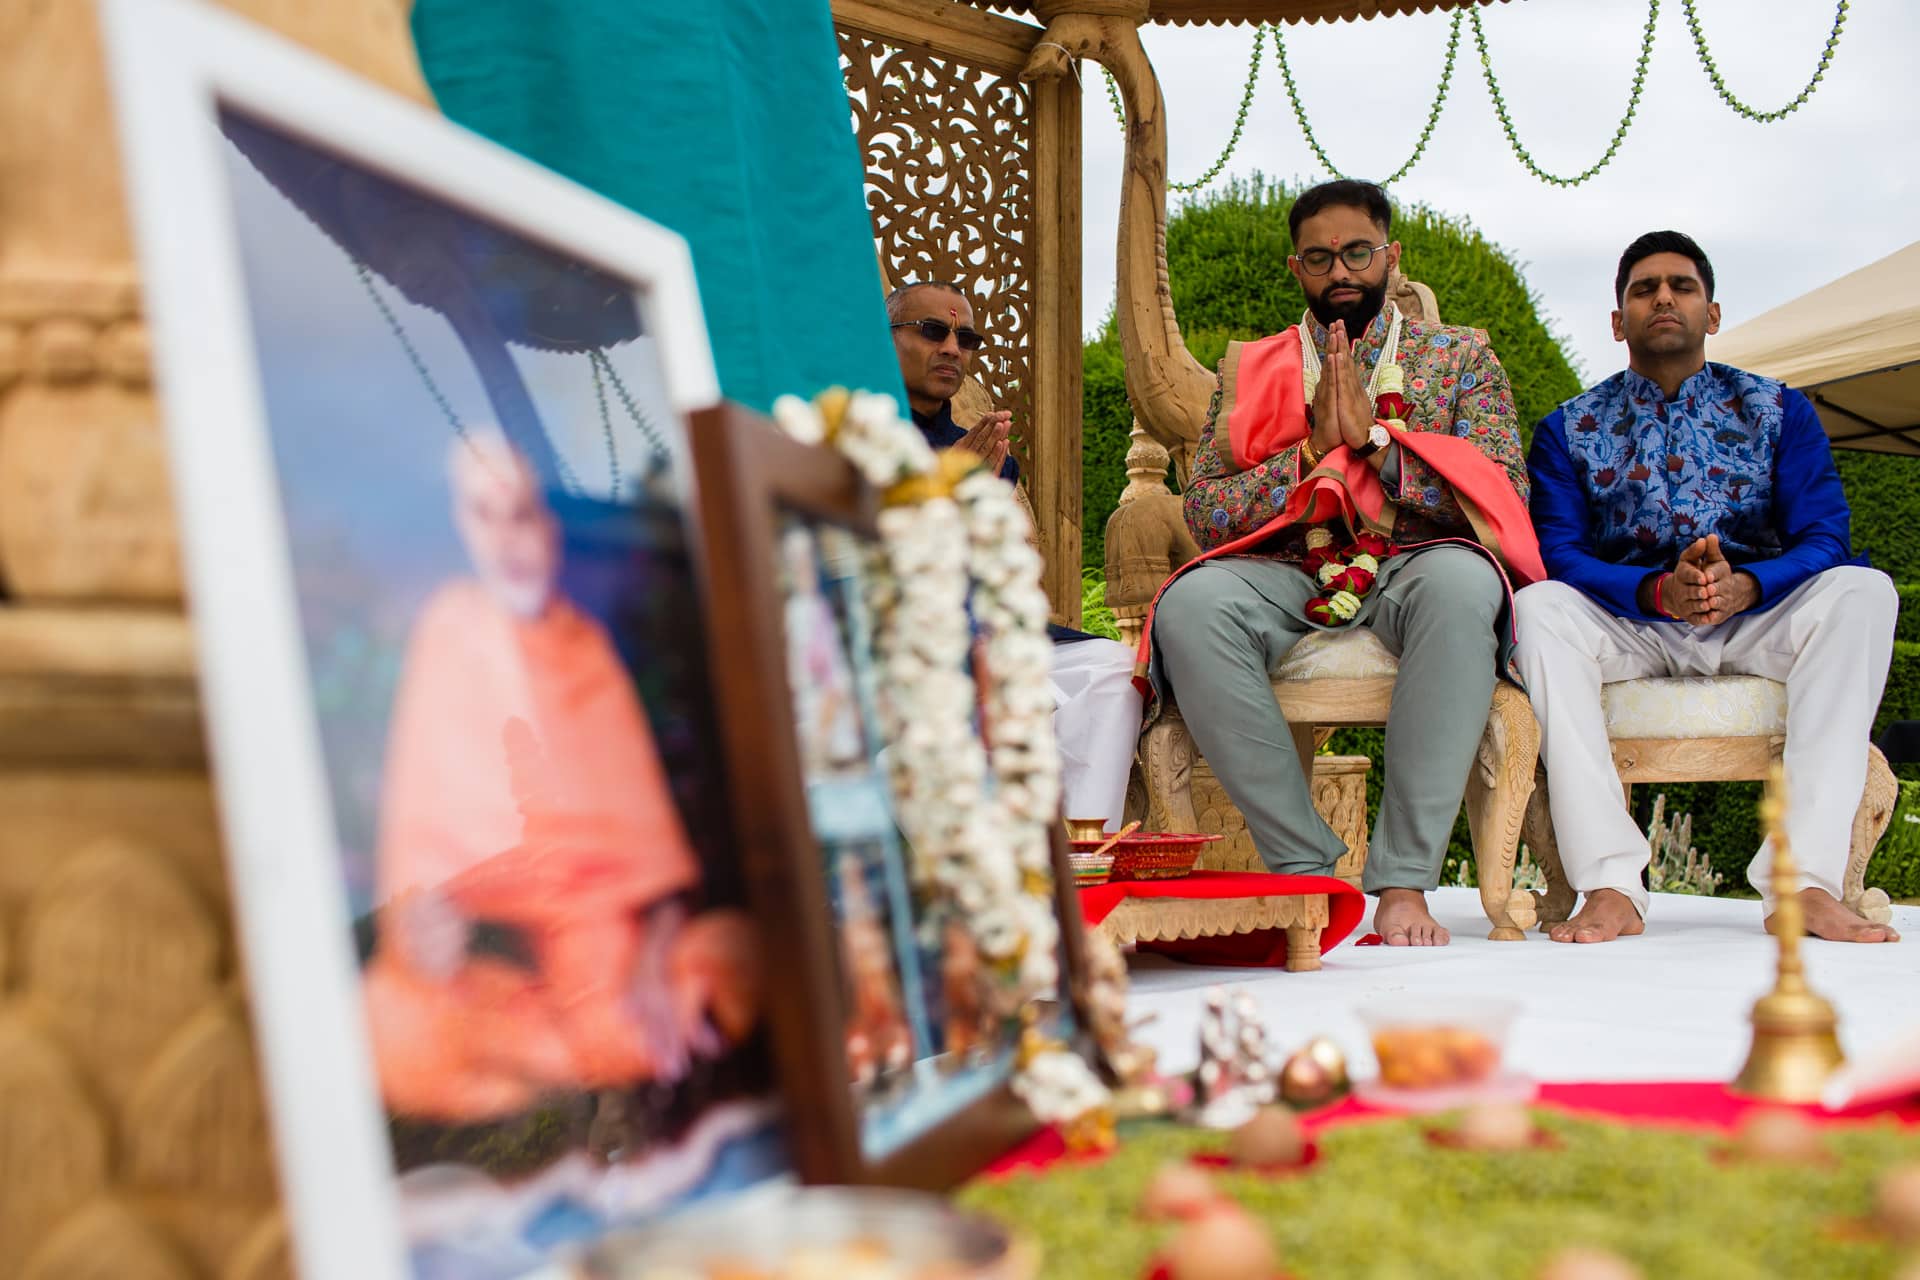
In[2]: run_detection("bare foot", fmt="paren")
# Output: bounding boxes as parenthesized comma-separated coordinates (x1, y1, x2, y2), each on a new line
(1373, 889, 1450, 946)
(1546, 888, 1644, 944)
(1768, 887, 1901, 944)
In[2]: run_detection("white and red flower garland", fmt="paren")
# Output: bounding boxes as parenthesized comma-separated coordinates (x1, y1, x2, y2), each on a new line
(1297, 305, 1408, 627)
(1302, 528, 1394, 627)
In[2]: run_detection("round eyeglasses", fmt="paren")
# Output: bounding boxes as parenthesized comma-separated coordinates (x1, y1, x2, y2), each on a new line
(1294, 243, 1390, 276)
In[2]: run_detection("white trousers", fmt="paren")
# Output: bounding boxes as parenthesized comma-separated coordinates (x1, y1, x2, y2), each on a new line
(1512, 567, 1897, 917)
(1052, 637, 1145, 832)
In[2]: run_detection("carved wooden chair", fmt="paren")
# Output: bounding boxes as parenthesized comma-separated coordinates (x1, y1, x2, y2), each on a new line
(1105, 274, 1544, 942)
(1520, 675, 1900, 927)
(1134, 627, 1542, 941)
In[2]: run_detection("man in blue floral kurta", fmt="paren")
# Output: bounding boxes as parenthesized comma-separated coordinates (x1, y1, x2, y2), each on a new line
(1517, 231, 1899, 945)
(1152, 181, 1533, 947)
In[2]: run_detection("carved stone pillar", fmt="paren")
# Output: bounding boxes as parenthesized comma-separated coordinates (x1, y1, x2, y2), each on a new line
(0, 0, 432, 601)
(0, 5, 433, 1277)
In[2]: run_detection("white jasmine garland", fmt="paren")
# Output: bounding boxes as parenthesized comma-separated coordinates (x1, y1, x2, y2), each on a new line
(776, 389, 1066, 1017)
(1012, 1047, 1111, 1131)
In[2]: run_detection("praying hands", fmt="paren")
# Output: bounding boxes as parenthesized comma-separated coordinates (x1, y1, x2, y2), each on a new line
(955, 409, 1012, 477)
(1308, 321, 1386, 468)
(1653, 535, 1760, 625)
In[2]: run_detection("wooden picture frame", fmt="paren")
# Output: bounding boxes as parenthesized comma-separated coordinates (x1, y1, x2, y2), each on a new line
(688, 401, 1094, 1190)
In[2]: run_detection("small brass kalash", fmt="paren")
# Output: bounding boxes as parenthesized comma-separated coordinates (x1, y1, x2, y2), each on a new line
(1731, 764, 1846, 1102)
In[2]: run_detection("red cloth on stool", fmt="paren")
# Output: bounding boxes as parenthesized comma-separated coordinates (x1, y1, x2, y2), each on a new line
(1078, 872, 1365, 967)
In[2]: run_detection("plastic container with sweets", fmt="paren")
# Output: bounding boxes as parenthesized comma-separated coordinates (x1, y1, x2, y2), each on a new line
(1351, 995, 1535, 1112)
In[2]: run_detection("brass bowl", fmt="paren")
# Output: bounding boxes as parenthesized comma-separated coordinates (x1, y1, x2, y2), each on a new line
(1063, 817, 1108, 842)
(573, 1186, 1035, 1279)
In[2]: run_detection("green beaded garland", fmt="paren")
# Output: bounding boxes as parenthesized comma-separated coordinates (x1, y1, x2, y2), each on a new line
(1682, 0, 1847, 123)
(1093, 1, 1849, 193)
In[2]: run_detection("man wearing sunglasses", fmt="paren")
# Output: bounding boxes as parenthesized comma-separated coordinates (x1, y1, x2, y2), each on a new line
(1142, 180, 1540, 947)
(886, 279, 1144, 834)
(886, 281, 1016, 479)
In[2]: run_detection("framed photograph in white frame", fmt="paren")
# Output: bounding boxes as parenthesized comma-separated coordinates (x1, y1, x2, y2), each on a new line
(99, 1, 814, 1276)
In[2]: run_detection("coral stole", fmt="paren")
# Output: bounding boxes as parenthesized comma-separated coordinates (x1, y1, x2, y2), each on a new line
(1132, 327, 1544, 677)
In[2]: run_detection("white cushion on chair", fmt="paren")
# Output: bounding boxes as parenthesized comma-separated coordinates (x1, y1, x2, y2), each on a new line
(1601, 676, 1787, 739)
(1275, 628, 1399, 681)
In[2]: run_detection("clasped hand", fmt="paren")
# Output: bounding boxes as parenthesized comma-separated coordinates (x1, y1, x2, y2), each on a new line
(956, 409, 1012, 476)
(1662, 534, 1759, 625)
(1309, 320, 1378, 458)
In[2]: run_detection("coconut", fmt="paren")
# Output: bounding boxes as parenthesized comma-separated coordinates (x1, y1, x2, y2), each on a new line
(1165, 1205, 1280, 1280)
(1733, 1109, 1825, 1163)
(1229, 1106, 1306, 1168)
(1454, 1101, 1536, 1152)
(1535, 1246, 1643, 1280)
(1874, 1163, 1920, 1242)
(1141, 1161, 1220, 1222)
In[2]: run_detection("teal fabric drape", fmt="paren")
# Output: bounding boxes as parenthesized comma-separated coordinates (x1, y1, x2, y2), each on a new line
(411, 1, 904, 414)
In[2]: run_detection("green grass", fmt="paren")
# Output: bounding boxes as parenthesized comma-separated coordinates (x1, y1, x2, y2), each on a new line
(960, 1111, 1920, 1279)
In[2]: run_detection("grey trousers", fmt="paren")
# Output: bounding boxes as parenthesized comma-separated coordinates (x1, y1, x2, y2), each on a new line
(1152, 546, 1504, 892)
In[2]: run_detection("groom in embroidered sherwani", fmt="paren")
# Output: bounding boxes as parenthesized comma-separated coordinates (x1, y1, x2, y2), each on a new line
(1147, 180, 1541, 946)
(1516, 231, 1899, 945)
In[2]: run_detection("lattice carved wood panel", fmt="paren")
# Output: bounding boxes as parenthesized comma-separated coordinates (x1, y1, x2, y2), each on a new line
(838, 32, 1037, 478)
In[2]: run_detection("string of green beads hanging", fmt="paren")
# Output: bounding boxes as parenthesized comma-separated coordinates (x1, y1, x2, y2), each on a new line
(1681, 0, 1847, 123)
(1471, 0, 1659, 189)
(1103, 24, 1267, 193)
(1273, 11, 1462, 187)
(1099, 0, 1849, 192)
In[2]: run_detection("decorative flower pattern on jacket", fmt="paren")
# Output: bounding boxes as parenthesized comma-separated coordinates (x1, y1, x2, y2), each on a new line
(1556, 364, 1786, 567)
(1183, 311, 1529, 555)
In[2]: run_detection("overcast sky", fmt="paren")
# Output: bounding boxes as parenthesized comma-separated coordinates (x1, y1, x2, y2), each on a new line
(1076, 0, 1914, 384)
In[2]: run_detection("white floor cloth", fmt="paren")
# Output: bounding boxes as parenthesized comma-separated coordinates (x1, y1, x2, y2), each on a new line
(1126, 887, 1920, 1085)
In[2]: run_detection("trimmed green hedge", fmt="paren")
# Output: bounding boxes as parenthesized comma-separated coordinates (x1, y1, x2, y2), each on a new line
(1081, 336, 1134, 574)
(1081, 175, 1583, 571)
(1873, 780, 1920, 901)
(1836, 450, 1920, 585)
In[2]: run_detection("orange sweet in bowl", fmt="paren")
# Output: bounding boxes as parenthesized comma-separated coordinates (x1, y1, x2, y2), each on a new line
(1371, 1025, 1502, 1089)
(1356, 996, 1519, 1095)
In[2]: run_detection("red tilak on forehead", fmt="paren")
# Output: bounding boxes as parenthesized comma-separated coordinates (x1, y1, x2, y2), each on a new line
(949, 306, 957, 323)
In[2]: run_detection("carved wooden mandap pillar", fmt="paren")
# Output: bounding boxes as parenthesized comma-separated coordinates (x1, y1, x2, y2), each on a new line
(0, 4, 430, 1276)
(832, 0, 1085, 624)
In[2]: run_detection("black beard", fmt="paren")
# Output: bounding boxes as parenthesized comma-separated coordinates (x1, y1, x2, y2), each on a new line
(1306, 279, 1388, 335)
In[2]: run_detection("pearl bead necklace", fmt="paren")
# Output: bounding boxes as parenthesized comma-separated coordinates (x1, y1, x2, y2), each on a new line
(1298, 303, 1405, 414)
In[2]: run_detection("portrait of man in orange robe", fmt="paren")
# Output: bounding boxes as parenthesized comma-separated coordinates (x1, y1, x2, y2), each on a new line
(361, 429, 758, 1123)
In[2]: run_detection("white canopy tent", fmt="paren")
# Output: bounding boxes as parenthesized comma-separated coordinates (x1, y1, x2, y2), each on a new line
(1711, 241, 1920, 456)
